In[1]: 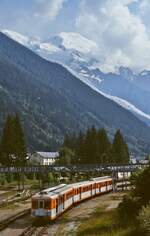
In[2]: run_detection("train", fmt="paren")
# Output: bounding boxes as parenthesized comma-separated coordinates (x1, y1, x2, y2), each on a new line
(31, 176, 113, 220)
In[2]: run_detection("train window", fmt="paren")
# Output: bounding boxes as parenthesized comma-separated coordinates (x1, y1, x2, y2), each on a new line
(32, 200, 38, 209)
(60, 197, 62, 203)
(66, 190, 74, 199)
(56, 199, 58, 213)
(45, 200, 50, 209)
(39, 200, 44, 208)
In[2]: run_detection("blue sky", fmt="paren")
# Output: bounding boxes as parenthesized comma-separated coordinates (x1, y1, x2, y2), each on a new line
(0, 0, 79, 37)
(0, 0, 150, 72)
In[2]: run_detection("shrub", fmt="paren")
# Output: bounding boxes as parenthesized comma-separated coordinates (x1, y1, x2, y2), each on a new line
(118, 195, 140, 225)
(138, 203, 150, 234)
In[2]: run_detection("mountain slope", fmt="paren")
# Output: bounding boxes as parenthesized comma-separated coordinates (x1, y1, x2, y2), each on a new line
(0, 32, 150, 154)
(4, 30, 150, 126)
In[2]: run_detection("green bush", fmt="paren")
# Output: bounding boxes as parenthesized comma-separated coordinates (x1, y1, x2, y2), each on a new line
(138, 203, 150, 234)
(118, 195, 140, 225)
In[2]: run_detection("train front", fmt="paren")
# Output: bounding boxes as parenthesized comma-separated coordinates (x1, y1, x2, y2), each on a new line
(31, 191, 53, 220)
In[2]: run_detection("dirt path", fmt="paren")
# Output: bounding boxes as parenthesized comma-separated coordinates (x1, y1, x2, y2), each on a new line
(48, 192, 124, 236)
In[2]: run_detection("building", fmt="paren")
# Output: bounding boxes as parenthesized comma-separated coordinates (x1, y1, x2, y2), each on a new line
(31, 151, 59, 165)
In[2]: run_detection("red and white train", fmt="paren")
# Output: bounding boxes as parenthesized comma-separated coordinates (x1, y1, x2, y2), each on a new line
(31, 176, 113, 220)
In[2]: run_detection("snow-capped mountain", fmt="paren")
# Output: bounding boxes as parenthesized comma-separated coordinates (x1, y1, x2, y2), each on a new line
(2, 31, 150, 155)
(3, 29, 150, 125)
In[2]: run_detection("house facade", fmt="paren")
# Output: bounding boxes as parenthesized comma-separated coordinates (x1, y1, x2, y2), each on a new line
(31, 151, 59, 165)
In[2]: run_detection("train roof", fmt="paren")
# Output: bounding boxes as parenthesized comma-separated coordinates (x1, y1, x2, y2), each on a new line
(32, 176, 112, 200)
(68, 180, 93, 188)
(32, 184, 66, 198)
(91, 176, 112, 181)
(51, 185, 73, 196)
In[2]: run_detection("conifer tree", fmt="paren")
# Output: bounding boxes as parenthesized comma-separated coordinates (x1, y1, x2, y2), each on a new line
(13, 114, 27, 166)
(0, 115, 15, 165)
(84, 126, 97, 164)
(97, 128, 111, 163)
(0, 114, 27, 190)
(112, 129, 129, 164)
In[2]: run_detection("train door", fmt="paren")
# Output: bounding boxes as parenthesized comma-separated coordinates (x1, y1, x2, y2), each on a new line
(63, 194, 65, 210)
(99, 183, 101, 193)
(56, 198, 59, 214)
(79, 187, 82, 199)
(72, 191, 74, 204)
(38, 200, 44, 209)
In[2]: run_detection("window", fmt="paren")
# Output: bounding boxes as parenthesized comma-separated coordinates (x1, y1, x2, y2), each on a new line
(45, 200, 50, 209)
(39, 200, 44, 208)
(66, 190, 73, 199)
(32, 200, 38, 209)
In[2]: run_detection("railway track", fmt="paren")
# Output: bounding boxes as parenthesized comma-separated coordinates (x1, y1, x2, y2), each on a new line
(19, 225, 49, 236)
(19, 226, 36, 236)
(0, 209, 30, 231)
(0, 207, 49, 235)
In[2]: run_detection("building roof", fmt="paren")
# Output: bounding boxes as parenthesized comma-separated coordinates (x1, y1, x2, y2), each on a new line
(36, 152, 59, 159)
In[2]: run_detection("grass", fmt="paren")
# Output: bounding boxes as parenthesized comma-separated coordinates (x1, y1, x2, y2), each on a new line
(0, 203, 18, 210)
(0, 179, 40, 191)
(76, 206, 141, 236)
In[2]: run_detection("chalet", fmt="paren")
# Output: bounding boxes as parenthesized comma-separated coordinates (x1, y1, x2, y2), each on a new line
(31, 151, 59, 165)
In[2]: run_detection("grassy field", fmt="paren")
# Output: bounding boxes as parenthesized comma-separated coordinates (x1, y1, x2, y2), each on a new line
(76, 205, 141, 236)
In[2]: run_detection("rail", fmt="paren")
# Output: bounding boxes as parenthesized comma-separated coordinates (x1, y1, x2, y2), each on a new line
(19, 225, 48, 236)
(0, 209, 30, 231)
(0, 164, 148, 173)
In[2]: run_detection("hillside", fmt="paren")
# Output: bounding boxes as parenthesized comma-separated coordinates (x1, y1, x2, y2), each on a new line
(0, 32, 150, 154)
(3, 30, 150, 126)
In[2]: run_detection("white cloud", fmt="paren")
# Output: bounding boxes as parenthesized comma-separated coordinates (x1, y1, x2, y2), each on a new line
(139, 0, 150, 14)
(76, 0, 150, 72)
(35, 0, 67, 21)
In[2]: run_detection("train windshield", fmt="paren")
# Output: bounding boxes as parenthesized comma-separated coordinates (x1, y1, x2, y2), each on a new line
(39, 200, 44, 208)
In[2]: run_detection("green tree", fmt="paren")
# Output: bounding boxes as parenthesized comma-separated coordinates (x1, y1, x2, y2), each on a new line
(58, 147, 75, 165)
(76, 132, 86, 164)
(0, 114, 27, 190)
(132, 164, 150, 205)
(138, 203, 150, 234)
(0, 115, 15, 165)
(63, 133, 77, 151)
(84, 126, 97, 164)
(0, 114, 27, 166)
(97, 129, 111, 163)
(111, 130, 129, 164)
(13, 114, 27, 166)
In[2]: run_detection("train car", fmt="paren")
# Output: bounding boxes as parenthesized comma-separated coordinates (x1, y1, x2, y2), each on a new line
(31, 184, 66, 218)
(70, 181, 94, 203)
(49, 185, 74, 219)
(91, 176, 113, 194)
(31, 176, 113, 221)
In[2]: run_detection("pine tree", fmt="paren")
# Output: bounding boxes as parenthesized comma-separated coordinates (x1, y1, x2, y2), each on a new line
(0, 115, 15, 165)
(13, 114, 27, 166)
(84, 126, 97, 164)
(63, 133, 77, 151)
(97, 128, 111, 163)
(0, 114, 27, 190)
(112, 129, 129, 164)
(76, 131, 86, 164)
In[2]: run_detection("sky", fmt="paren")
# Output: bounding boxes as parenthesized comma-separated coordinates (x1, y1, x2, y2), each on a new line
(0, 0, 150, 72)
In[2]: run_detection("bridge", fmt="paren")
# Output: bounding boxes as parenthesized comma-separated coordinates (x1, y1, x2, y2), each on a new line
(1, 164, 148, 191)
(0, 163, 148, 173)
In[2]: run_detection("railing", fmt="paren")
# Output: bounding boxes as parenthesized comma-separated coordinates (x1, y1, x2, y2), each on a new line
(0, 164, 148, 173)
